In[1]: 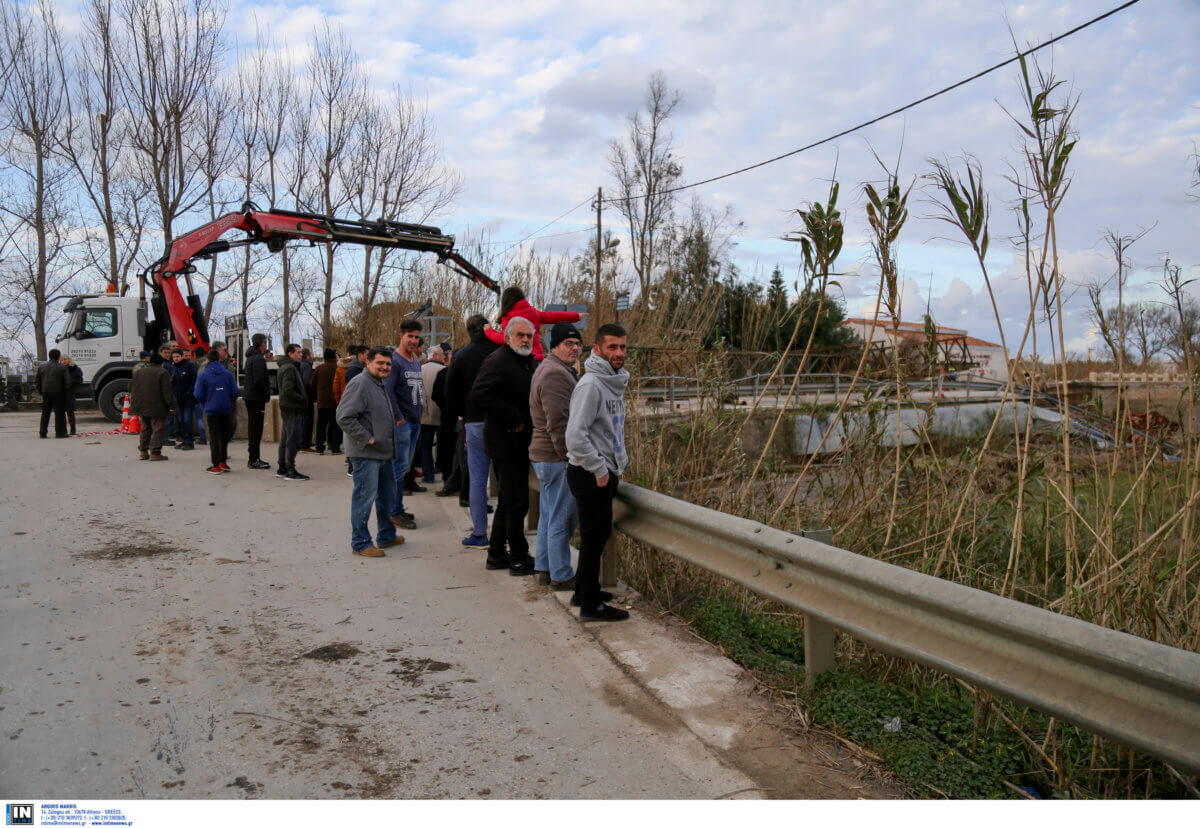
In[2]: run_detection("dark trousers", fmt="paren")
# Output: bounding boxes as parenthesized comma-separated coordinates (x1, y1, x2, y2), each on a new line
(315, 407, 342, 452)
(436, 417, 456, 478)
(419, 424, 438, 481)
(39, 392, 67, 437)
(299, 402, 314, 449)
(208, 413, 234, 467)
(278, 411, 303, 472)
(568, 464, 619, 609)
(446, 421, 468, 492)
(488, 456, 531, 563)
(138, 417, 168, 453)
(245, 400, 265, 462)
(65, 392, 77, 434)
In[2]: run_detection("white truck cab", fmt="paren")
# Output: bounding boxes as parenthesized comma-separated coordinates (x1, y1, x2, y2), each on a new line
(54, 293, 148, 421)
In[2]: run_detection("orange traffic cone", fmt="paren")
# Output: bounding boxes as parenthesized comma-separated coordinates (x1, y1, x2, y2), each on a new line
(119, 393, 141, 434)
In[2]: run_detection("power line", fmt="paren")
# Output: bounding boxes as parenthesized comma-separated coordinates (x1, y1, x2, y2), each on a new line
(493, 195, 594, 254)
(603, 0, 1142, 205)
(472, 226, 591, 248)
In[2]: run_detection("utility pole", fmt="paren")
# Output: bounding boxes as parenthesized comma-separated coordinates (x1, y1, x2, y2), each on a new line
(594, 186, 603, 321)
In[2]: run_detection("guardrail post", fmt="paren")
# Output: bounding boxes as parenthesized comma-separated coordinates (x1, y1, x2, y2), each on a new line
(668, 377, 675, 407)
(804, 615, 836, 687)
(753, 374, 760, 401)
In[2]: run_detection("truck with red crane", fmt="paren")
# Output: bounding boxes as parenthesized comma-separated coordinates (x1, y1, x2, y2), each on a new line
(53, 204, 499, 422)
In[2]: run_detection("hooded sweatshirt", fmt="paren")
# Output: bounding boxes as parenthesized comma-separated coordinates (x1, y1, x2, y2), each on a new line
(565, 351, 628, 477)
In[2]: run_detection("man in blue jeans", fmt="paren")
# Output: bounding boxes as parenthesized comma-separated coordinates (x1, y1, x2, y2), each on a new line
(444, 315, 501, 547)
(385, 319, 424, 530)
(529, 323, 582, 587)
(336, 347, 403, 557)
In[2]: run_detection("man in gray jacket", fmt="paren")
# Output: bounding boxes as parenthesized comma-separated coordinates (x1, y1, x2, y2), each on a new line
(565, 323, 630, 621)
(530, 323, 582, 588)
(336, 347, 403, 557)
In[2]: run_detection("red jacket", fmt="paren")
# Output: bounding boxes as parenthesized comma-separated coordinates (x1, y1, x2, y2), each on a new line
(484, 299, 582, 361)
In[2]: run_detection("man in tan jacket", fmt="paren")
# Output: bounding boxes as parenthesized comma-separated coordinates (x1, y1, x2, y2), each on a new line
(528, 323, 583, 587)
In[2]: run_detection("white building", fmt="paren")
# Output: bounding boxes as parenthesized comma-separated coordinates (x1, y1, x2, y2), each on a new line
(843, 317, 1009, 383)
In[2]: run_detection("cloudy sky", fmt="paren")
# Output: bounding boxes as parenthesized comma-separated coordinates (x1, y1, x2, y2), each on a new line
(234, 1, 1197, 353)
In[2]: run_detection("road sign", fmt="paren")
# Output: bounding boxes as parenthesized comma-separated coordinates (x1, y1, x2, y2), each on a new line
(545, 304, 589, 331)
(615, 294, 630, 312)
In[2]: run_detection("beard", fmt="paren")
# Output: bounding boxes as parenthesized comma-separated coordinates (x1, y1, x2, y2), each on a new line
(513, 342, 533, 357)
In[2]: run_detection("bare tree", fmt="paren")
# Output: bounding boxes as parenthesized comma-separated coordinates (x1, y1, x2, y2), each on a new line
(1157, 256, 1200, 371)
(55, 0, 149, 296)
(0, 0, 80, 360)
(117, 0, 226, 253)
(227, 33, 278, 322)
(194, 75, 237, 320)
(608, 71, 682, 300)
(302, 20, 366, 343)
(341, 88, 461, 336)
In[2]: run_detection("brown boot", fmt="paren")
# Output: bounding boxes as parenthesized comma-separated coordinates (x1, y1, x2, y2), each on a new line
(380, 536, 405, 548)
(353, 546, 385, 557)
(148, 451, 169, 461)
(138, 451, 149, 460)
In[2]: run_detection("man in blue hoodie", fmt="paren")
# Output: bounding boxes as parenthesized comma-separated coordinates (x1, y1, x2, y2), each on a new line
(565, 323, 631, 622)
(384, 319, 424, 530)
(193, 349, 240, 474)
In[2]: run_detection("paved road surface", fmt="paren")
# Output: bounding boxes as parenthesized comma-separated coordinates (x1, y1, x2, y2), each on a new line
(0, 411, 896, 800)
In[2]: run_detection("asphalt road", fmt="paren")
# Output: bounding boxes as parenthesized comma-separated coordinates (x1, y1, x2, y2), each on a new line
(0, 411, 762, 799)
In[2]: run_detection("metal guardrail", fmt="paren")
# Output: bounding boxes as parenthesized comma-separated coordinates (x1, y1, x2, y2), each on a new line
(589, 480, 1200, 774)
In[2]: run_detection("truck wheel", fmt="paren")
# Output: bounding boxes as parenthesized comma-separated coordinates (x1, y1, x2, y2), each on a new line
(98, 378, 131, 423)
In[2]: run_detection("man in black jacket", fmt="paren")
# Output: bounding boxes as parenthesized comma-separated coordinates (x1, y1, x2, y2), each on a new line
(276, 344, 310, 481)
(243, 333, 271, 469)
(36, 349, 71, 439)
(444, 314, 498, 531)
(469, 317, 536, 574)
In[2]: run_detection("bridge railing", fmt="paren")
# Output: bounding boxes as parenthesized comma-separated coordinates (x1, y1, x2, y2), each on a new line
(528, 473, 1200, 774)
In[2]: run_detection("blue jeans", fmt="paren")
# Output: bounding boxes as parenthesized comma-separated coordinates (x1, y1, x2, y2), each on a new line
(171, 406, 193, 446)
(350, 457, 397, 552)
(390, 420, 421, 516)
(465, 421, 491, 537)
(192, 403, 207, 439)
(533, 460, 577, 582)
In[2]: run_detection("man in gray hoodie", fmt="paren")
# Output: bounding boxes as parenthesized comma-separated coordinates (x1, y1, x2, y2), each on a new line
(565, 323, 630, 621)
(336, 347, 403, 557)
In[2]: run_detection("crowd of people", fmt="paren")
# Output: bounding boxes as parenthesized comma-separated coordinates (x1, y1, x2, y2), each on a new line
(35, 286, 630, 622)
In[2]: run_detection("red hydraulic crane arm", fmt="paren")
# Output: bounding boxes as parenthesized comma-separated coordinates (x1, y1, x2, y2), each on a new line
(142, 204, 501, 350)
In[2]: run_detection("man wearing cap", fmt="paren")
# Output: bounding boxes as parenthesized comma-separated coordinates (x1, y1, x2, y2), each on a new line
(243, 333, 272, 469)
(529, 322, 582, 588)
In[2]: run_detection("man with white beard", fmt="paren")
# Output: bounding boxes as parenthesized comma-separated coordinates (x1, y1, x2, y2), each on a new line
(469, 316, 538, 575)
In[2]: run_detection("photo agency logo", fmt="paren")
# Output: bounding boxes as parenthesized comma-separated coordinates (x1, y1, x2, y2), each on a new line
(5, 804, 33, 825)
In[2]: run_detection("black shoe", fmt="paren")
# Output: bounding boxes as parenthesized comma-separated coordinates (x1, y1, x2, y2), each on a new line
(458, 499, 470, 508)
(196, 438, 207, 445)
(485, 557, 508, 570)
(570, 590, 613, 606)
(580, 602, 629, 622)
(392, 513, 417, 530)
(285, 470, 310, 481)
(248, 459, 271, 470)
(315, 449, 325, 455)
(508, 557, 536, 576)
(408, 481, 427, 493)
(178, 444, 194, 451)
(487, 504, 494, 514)
(436, 487, 459, 497)
(330, 449, 342, 455)
(39, 434, 47, 439)
(275, 468, 289, 479)
(535, 570, 551, 586)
